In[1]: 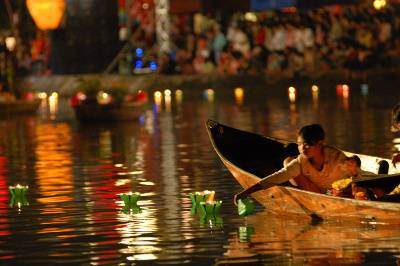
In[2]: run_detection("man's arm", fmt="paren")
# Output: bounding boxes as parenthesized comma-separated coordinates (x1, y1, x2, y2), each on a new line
(234, 159, 301, 205)
(234, 180, 274, 205)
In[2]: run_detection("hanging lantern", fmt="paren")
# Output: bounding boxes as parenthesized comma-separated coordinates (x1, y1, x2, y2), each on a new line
(26, 0, 66, 30)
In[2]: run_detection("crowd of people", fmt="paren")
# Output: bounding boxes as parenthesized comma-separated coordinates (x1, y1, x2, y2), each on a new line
(147, 3, 400, 80)
(2, 3, 400, 82)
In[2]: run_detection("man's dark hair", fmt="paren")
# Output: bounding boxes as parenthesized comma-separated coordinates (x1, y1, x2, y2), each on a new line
(351, 155, 361, 167)
(298, 124, 325, 145)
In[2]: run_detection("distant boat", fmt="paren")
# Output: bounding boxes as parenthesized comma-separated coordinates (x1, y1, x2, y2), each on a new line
(70, 90, 148, 122)
(206, 119, 400, 224)
(0, 99, 40, 116)
(73, 101, 147, 122)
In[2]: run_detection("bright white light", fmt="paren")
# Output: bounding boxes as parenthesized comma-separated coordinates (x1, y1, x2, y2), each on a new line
(97, 91, 112, 105)
(244, 12, 257, 22)
(37, 92, 47, 99)
(77, 92, 87, 101)
(5, 36, 16, 51)
(154, 91, 162, 106)
(311, 85, 319, 93)
(164, 89, 171, 96)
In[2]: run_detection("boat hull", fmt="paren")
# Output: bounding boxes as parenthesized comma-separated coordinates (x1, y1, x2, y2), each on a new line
(73, 102, 146, 122)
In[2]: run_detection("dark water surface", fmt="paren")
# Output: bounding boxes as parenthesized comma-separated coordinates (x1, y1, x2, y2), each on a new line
(1, 82, 400, 265)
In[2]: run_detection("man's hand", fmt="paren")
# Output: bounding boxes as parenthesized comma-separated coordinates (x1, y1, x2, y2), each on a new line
(392, 152, 400, 167)
(233, 190, 248, 206)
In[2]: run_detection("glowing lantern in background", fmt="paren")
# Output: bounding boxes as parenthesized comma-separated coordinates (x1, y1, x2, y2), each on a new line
(373, 0, 386, 10)
(26, 0, 66, 30)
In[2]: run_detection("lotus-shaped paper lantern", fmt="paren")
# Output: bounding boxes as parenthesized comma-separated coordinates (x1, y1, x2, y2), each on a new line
(9, 184, 29, 208)
(237, 198, 255, 216)
(120, 192, 141, 212)
(197, 200, 222, 216)
(189, 190, 215, 205)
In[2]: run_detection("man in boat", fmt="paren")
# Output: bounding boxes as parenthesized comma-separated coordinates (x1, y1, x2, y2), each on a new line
(234, 124, 354, 203)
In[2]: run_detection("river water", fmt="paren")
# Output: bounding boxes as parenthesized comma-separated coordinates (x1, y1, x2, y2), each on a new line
(1, 81, 400, 265)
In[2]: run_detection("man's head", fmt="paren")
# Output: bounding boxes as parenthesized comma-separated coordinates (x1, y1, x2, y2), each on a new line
(297, 124, 325, 157)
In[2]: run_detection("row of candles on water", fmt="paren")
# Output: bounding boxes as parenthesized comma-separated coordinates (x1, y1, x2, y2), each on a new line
(8, 185, 256, 235)
(151, 83, 368, 109)
(8, 186, 254, 217)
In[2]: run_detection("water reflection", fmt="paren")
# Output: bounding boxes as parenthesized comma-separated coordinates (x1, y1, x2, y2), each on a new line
(218, 211, 400, 265)
(35, 123, 74, 242)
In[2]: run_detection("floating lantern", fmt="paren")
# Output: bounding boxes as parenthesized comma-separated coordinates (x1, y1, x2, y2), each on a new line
(342, 84, 350, 99)
(237, 198, 255, 216)
(311, 85, 319, 105)
(5, 36, 16, 52)
(175, 89, 183, 104)
(373, 0, 386, 10)
(234, 87, 244, 105)
(120, 192, 141, 212)
(154, 90, 162, 106)
(9, 184, 29, 208)
(288, 86, 296, 103)
(336, 84, 343, 96)
(9, 184, 29, 199)
(97, 91, 112, 105)
(26, 0, 66, 30)
(189, 190, 215, 205)
(204, 89, 214, 102)
(164, 89, 172, 112)
(197, 200, 222, 216)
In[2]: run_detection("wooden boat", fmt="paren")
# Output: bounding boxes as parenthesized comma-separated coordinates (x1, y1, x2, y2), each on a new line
(0, 99, 40, 116)
(71, 89, 149, 122)
(73, 101, 146, 122)
(206, 119, 400, 224)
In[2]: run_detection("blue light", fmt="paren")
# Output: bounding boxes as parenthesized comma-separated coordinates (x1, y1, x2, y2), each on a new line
(135, 60, 143, 69)
(136, 48, 143, 57)
(138, 115, 145, 125)
(150, 61, 157, 71)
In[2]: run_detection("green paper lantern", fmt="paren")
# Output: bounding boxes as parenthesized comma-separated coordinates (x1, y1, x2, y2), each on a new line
(238, 198, 255, 216)
(9, 185, 29, 209)
(120, 192, 140, 209)
(190, 205, 198, 215)
(188, 190, 215, 205)
(198, 200, 222, 216)
(9, 185, 29, 199)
